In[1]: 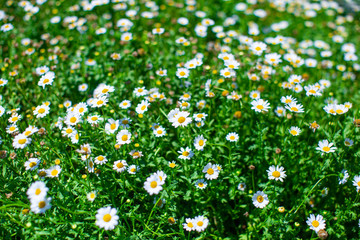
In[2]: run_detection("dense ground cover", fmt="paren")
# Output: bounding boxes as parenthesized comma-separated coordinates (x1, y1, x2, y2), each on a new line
(0, 0, 360, 239)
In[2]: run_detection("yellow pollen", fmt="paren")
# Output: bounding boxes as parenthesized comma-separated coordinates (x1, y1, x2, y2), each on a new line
(18, 139, 26, 144)
(178, 117, 186, 123)
(199, 140, 204, 146)
(35, 189, 41, 195)
(322, 146, 330, 152)
(257, 195, 264, 203)
(121, 135, 128, 141)
(70, 117, 77, 123)
(207, 168, 214, 175)
(38, 108, 45, 114)
(150, 181, 157, 188)
(29, 162, 37, 168)
(312, 220, 319, 228)
(97, 156, 104, 161)
(38, 201, 46, 208)
(51, 169, 58, 176)
(272, 171, 281, 178)
(103, 214, 112, 222)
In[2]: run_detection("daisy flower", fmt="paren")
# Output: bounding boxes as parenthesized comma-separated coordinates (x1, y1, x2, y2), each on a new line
(193, 113, 207, 122)
(153, 126, 166, 137)
(275, 106, 286, 117)
(0, 78, 9, 86)
(46, 166, 62, 178)
(281, 96, 297, 105)
(194, 215, 209, 232)
(169, 111, 192, 128)
(78, 83, 88, 92)
(316, 140, 337, 155)
(176, 68, 190, 78)
(344, 138, 354, 147)
(134, 87, 148, 97)
(226, 132, 239, 142)
(178, 147, 194, 160)
(95, 206, 119, 230)
(38, 72, 55, 89)
(24, 158, 40, 171)
(251, 99, 271, 112)
(285, 102, 304, 113)
(113, 160, 128, 173)
(267, 165, 287, 182)
(183, 218, 196, 232)
(238, 183, 246, 191)
(249, 90, 260, 99)
(116, 130, 132, 145)
(339, 170, 349, 185)
(6, 124, 18, 134)
(144, 174, 162, 195)
(194, 135, 207, 151)
(30, 197, 52, 214)
(26, 181, 48, 201)
(195, 179, 207, 189)
(353, 175, 360, 191)
(13, 134, 31, 149)
(168, 161, 176, 168)
(87, 191, 96, 202)
(306, 214, 326, 232)
(289, 126, 301, 136)
(33, 104, 50, 118)
(252, 191, 269, 208)
(135, 100, 150, 114)
(119, 100, 131, 109)
(94, 155, 108, 165)
(309, 121, 320, 132)
(128, 165, 139, 174)
(202, 163, 219, 180)
(250, 41, 267, 55)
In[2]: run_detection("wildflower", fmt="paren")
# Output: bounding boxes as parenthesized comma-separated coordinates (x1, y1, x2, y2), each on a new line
(135, 100, 150, 114)
(178, 147, 194, 160)
(134, 87, 148, 97)
(119, 100, 131, 109)
(30, 197, 52, 214)
(87, 191, 96, 202)
(306, 214, 326, 232)
(281, 95, 297, 105)
(6, 124, 18, 134)
(78, 84, 88, 92)
(203, 163, 219, 180)
(183, 218, 196, 231)
(285, 102, 304, 113)
(46, 166, 62, 178)
(238, 183, 246, 191)
(194, 215, 209, 232)
(116, 130, 132, 145)
(250, 41, 267, 55)
(195, 179, 207, 189)
(1, 23, 14, 32)
(176, 68, 190, 78)
(144, 174, 162, 195)
(153, 126, 166, 137)
(113, 160, 128, 173)
(24, 158, 40, 171)
(0, 78, 8, 86)
(309, 121, 320, 132)
(168, 161, 176, 168)
(38, 72, 55, 89)
(275, 106, 286, 117)
(252, 191, 269, 208)
(194, 135, 207, 151)
(94, 155, 108, 165)
(316, 140, 337, 155)
(33, 104, 50, 118)
(226, 132, 239, 142)
(95, 206, 119, 230)
(249, 90, 260, 99)
(339, 170, 349, 185)
(64, 112, 81, 126)
(251, 99, 271, 112)
(27, 181, 48, 201)
(169, 110, 192, 128)
(128, 165, 139, 174)
(267, 165, 287, 182)
(13, 134, 31, 149)
(344, 138, 353, 147)
(193, 113, 207, 122)
(289, 126, 301, 136)
(353, 176, 360, 191)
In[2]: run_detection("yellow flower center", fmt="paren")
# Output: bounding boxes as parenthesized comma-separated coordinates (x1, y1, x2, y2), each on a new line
(51, 169, 58, 176)
(291, 107, 298, 112)
(9, 126, 15, 131)
(91, 116, 98, 121)
(182, 151, 189, 156)
(312, 220, 319, 228)
(169, 163, 176, 168)
(150, 181, 157, 188)
(70, 117, 77, 123)
(90, 193, 95, 199)
(272, 171, 281, 178)
(199, 140, 204, 146)
(35, 189, 41, 195)
(187, 222, 193, 228)
(97, 100, 103, 105)
(18, 139, 26, 144)
(110, 123, 116, 130)
(257, 195, 264, 203)
(29, 162, 37, 168)
(255, 46, 261, 51)
(322, 146, 330, 152)
(141, 105, 146, 111)
(38, 108, 45, 114)
(97, 156, 104, 161)
(197, 221, 204, 227)
(198, 182, 204, 187)
(256, 105, 264, 110)
(180, 72, 185, 76)
(290, 130, 297, 135)
(103, 214, 112, 222)
(121, 135, 128, 141)
(38, 201, 46, 209)
(230, 136, 235, 140)
(207, 168, 214, 175)
(178, 117, 186, 123)
(66, 129, 73, 134)
(43, 79, 50, 84)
